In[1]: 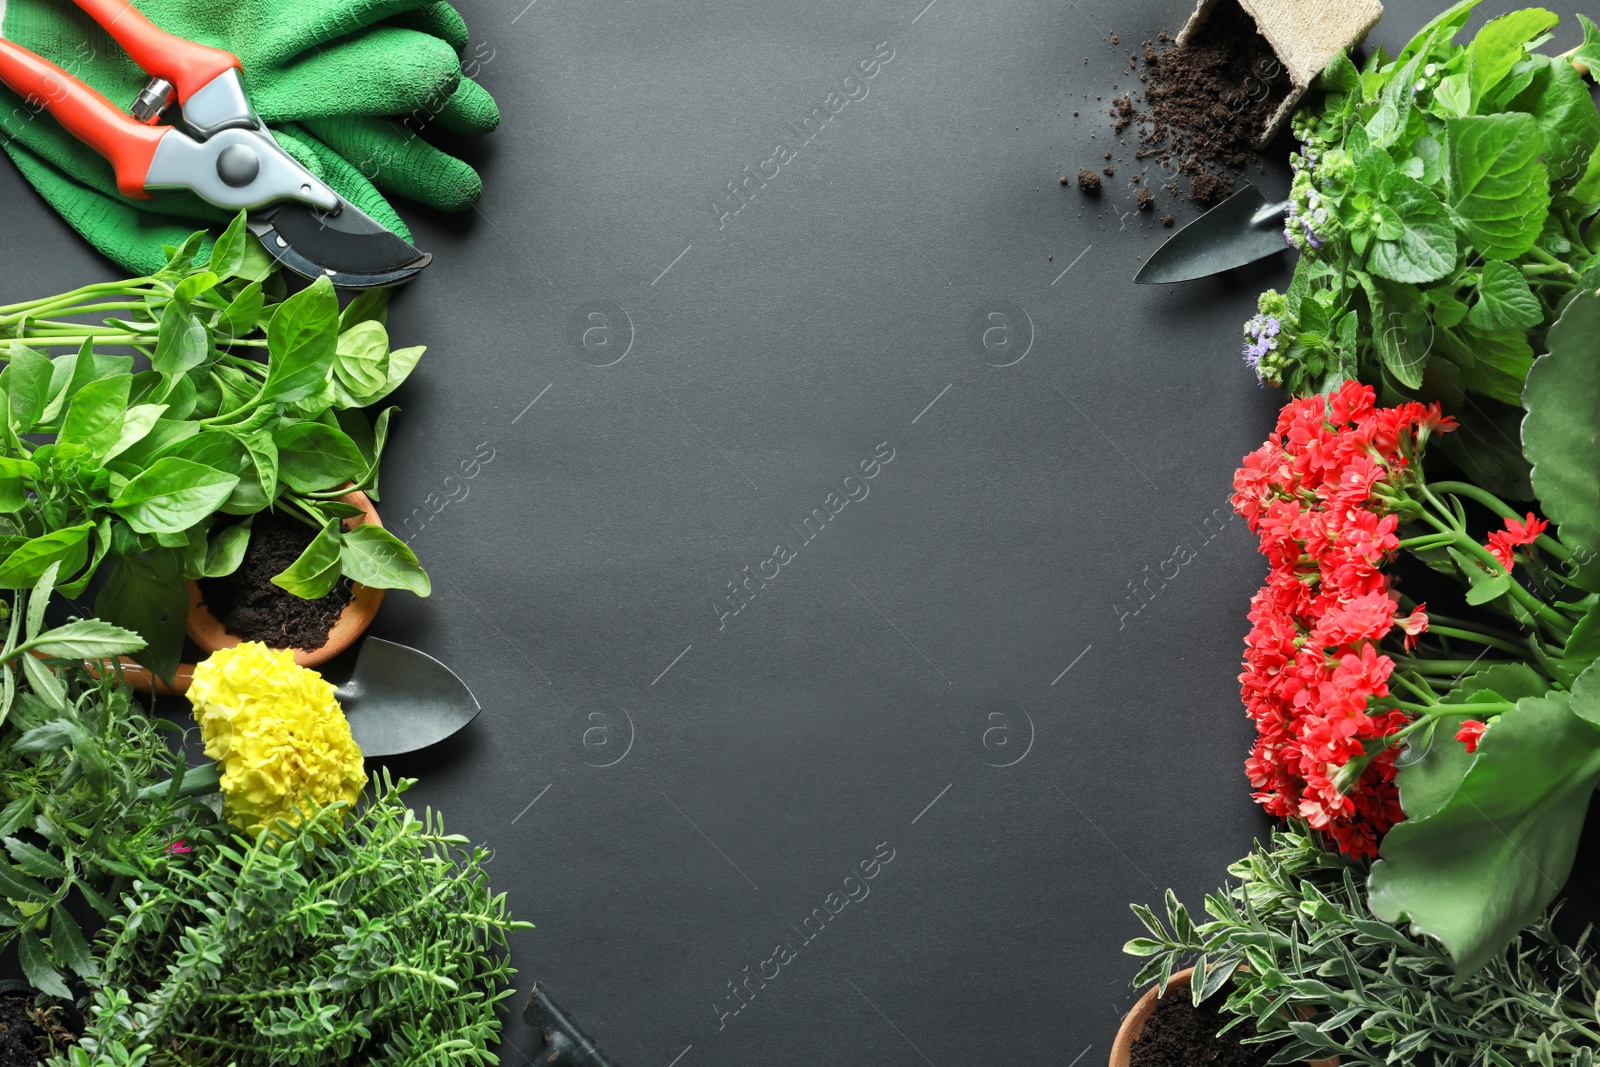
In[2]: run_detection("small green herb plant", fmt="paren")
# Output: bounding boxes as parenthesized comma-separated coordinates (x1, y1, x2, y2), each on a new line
(0, 563, 219, 996)
(61, 772, 530, 1067)
(1247, 2, 1600, 498)
(0, 214, 430, 680)
(1127, 828, 1600, 1067)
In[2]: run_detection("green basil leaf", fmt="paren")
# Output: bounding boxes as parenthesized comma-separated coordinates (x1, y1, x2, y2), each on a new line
(58, 374, 130, 462)
(110, 418, 199, 473)
(242, 429, 278, 501)
(333, 320, 390, 397)
(339, 524, 430, 596)
(271, 518, 343, 599)
(36, 342, 93, 426)
(274, 421, 365, 493)
(202, 519, 251, 578)
(4, 343, 52, 431)
(0, 456, 39, 515)
(340, 287, 390, 331)
(95, 549, 185, 683)
(165, 432, 265, 514)
(363, 344, 425, 406)
(1468, 260, 1542, 332)
(216, 280, 265, 338)
(0, 524, 93, 589)
(110, 457, 239, 535)
(261, 275, 339, 405)
(152, 303, 208, 377)
(207, 211, 250, 278)
(1447, 113, 1549, 261)
(103, 403, 167, 463)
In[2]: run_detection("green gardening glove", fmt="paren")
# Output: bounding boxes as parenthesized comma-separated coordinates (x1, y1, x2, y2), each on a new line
(0, 0, 498, 275)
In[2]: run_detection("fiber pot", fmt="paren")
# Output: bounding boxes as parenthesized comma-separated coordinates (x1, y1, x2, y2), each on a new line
(1111, 967, 1338, 1067)
(121, 490, 385, 696)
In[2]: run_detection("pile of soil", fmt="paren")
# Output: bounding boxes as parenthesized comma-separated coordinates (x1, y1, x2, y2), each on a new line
(1082, 0, 1292, 206)
(1130, 988, 1280, 1067)
(0, 994, 76, 1066)
(198, 511, 353, 650)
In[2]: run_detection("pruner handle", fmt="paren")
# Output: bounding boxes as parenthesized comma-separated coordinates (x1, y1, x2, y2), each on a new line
(0, 37, 165, 198)
(71, 0, 239, 103)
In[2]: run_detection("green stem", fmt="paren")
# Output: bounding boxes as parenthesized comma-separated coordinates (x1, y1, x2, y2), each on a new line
(1422, 625, 1533, 656)
(1414, 507, 1574, 638)
(1426, 480, 1571, 561)
(1395, 658, 1516, 674)
(1527, 245, 1573, 270)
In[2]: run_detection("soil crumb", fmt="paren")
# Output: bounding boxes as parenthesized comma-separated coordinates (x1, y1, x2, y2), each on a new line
(1077, 168, 1102, 194)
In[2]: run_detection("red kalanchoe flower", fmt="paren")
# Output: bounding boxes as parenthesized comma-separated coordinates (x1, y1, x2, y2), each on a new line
(1485, 512, 1548, 572)
(1455, 720, 1488, 754)
(1230, 382, 1453, 859)
(164, 838, 192, 855)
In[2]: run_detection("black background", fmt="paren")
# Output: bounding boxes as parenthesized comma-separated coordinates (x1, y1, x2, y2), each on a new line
(1, 0, 1593, 1064)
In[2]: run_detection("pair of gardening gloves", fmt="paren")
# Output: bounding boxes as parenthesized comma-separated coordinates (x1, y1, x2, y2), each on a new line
(0, 0, 498, 274)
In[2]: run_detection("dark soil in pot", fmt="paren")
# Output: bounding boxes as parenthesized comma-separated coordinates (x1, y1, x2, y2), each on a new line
(1130, 988, 1280, 1067)
(197, 510, 354, 651)
(0, 991, 79, 1065)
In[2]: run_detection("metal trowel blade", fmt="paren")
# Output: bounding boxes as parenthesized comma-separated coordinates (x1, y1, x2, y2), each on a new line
(338, 638, 481, 758)
(1135, 184, 1292, 284)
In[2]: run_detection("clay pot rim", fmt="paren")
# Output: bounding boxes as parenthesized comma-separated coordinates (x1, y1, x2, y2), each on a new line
(1110, 966, 1337, 1067)
(122, 490, 386, 695)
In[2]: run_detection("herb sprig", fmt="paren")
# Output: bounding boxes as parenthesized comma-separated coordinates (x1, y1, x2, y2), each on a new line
(1250, 2, 1600, 499)
(0, 214, 431, 680)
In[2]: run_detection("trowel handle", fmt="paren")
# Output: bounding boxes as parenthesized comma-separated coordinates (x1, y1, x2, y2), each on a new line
(523, 983, 622, 1066)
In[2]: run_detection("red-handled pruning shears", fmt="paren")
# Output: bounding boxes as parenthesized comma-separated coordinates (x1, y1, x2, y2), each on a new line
(0, 0, 430, 287)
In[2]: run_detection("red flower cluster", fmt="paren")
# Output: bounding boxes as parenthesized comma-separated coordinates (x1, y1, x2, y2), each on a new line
(1486, 512, 1548, 572)
(1231, 382, 1454, 858)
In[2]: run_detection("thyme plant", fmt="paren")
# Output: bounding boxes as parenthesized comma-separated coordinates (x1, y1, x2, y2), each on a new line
(1127, 828, 1600, 1066)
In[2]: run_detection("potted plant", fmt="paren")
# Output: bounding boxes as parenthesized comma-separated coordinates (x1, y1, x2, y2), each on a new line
(0, 215, 430, 684)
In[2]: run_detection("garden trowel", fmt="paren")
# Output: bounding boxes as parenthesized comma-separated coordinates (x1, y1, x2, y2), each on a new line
(335, 638, 481, 758)
(119, 637, 480, 758)
(1134, 184, 1291, 284)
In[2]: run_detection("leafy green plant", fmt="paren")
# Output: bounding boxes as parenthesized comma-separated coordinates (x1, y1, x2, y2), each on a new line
(0, 563, 219, 996)
(1352, 286, 1600, 976)
(62, 772, 529, 1067)
(1128, 828, 1600, 1066)
(0, 214, 430, 681)
(1247, 1, 1600, 498)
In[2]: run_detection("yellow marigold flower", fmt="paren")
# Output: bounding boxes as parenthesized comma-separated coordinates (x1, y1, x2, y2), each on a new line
(188, 642, 367, 838)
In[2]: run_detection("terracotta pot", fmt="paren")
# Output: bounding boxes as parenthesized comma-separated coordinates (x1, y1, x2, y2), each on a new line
(121, 490, 385, 695)
(1111, 967, 1337, 1067)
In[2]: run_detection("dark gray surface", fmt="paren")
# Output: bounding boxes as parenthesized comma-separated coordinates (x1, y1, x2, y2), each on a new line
(0, 0, 1584, 1063)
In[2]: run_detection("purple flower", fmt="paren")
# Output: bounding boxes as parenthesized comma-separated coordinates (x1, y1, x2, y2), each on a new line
(1243, 314, 1282, 381)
